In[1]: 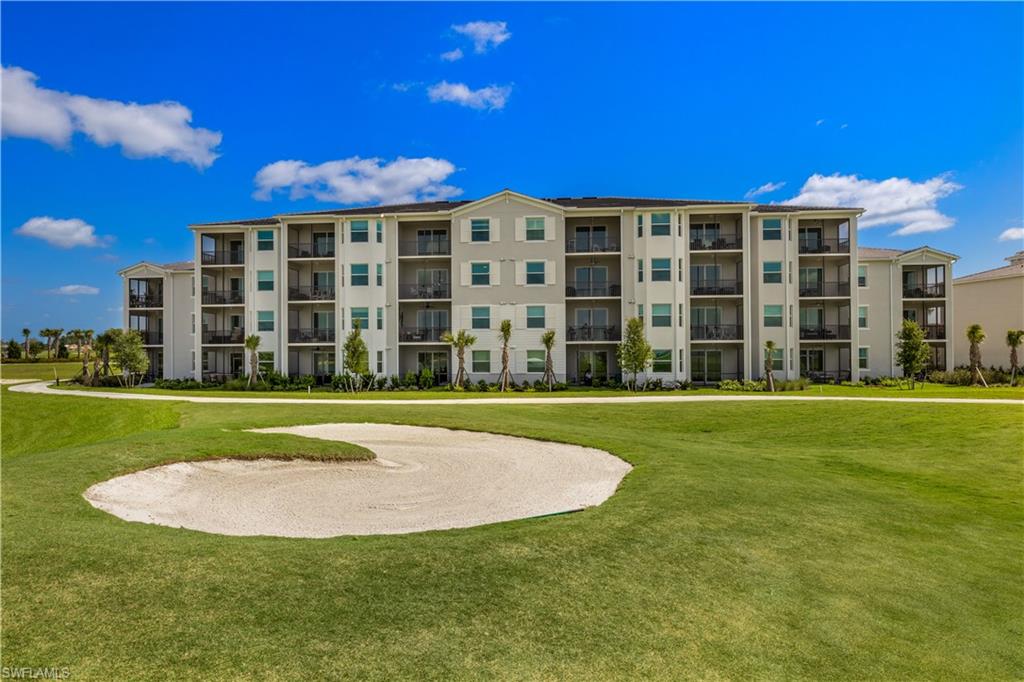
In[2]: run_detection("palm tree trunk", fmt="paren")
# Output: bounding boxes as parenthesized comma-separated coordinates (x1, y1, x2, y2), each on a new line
(453, 347, 467, 387)
(498, 345, 511, 391)
(542, 350, 555, 390)
(1011, 348, 1019, 386)
(970, 343, 988, 387)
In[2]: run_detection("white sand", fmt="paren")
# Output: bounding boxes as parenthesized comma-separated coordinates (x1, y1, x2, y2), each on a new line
(83, 423, 632, 537)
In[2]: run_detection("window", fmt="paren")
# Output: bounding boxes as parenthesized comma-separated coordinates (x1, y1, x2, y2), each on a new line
(678, 303, 685, 327)
(526, 217, 545, 241)
(257, 230, 274, 251)
(376, 220, 383, 244)
(763, 261, 783, 284)
(652, 349, 672, 372)
(527, 350, 545, 373)
(637, 259, 644, 282)
(651, 213, 671, 236)
(376, 307, 383, 330)
(526, 261, 546, 285)
(764, 304, 784, 327)
(770, 348, 784, 371)
(257, 311, 274, 332)
(471, 218, 490, 242)
(636, 214, 644, 238)
(376, 263, 383, 286)
(351, 307, 369, 330)
(350, 220, 369, 242)
(858, 265, 868, 287)
(377, 350, 383, 374)
(763, 218, 782, 241)
(526, 305, 546, 329)
(638, 304, 644, 324)
(257, 270, 274, 291)
(471, 306, 490, 329)
(651, 258, 671, 282)
(652, 304, 671, 327)
(471, 262, 490, 286)
(859, 347, 869, 370)
(258, 351, 274, 373)
(191, 314, 195, 334)
(351, 263, 369, 286)
(858, 305, 868, 329)
(472, 350, 490, 373)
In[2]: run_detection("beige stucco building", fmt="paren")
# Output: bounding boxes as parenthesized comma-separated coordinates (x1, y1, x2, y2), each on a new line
(952, 251, 1024, 366)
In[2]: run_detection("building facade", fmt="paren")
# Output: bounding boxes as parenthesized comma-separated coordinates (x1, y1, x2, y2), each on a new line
(120, 190, 958, 384)
(952, 251, 1024, 365)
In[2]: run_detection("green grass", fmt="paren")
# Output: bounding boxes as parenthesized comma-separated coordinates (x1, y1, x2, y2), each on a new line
(1, 360, 83, 380)
(2, 388, 1022, 679)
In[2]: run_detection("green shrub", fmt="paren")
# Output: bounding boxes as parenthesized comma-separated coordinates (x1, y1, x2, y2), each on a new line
(717, 379, 765, 392)
(418, 368, 434, 390)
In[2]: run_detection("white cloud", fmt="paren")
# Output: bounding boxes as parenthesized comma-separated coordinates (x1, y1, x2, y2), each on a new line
(253, 156, 462, 205)
(50, 284, 100, 296)
(427, 81, 511, 110)
(441, 48, 464, 62)
(785, 173, 963, 235)
(744, 181, 786, 200)
(998, 227, 1024, 242)
(816, 119, 825, 126)
(15, 216, 112, 249)
(452, 21, 510, 53)
(1, 65, 221, 169)
(391, 82, 416, 93)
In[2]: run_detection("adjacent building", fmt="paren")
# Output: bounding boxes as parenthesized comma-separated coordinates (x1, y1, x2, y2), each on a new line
(120, 189, 959, 383)
(952, 251, 1024, 365)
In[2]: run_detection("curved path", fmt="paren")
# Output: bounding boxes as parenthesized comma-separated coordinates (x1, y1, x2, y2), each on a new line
(83, 423, 632, 537)
(10, 380, 1023, 405)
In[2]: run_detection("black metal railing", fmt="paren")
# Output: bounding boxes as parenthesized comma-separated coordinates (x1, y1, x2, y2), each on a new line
(289, 328, 336, 343)
(128, 293, 163, 308)
(135, 330, 164, 345)
(799, 281, 851, 297)
(201, 250, 244, 265)
(398, 283, 451, 299)
(565, 281, 622, 297)
(399, 327, 448, 342)
(799, 325, 852, 340)
(288, 242, 335, 259)
(690, 324, 743, 341)
(798, 237, 850, 254)
(690, 280, 743, 295)
(566, 325, 620, 342)
(691, 371, 744, 386)
(903, 283, 945, 298)
(202, 329, 245, 344)
(202, 290, 244, 305)
(565, 238, 620, 253)
(921, 324, 946, 340)
(399, 239, 451, 256)
(802, 370, 853, 384)
(202, 371, 243, 383)
(288, 285, 335, 301)
(689, 236, 742, 251)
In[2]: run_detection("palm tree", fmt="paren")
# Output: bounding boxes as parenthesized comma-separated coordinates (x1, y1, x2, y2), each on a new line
(21, 328, 31, 359)
(966, 323, 987, 387)
(244, 334, 262, 388)
(51, 328, 64, 359)
(496, 319, 513, 391)
(68, 329, 83, 358)
(94, 329, 119, 379)
(540, 330, 556, 391)
(763, 340, 777, 392)
(1006, 329, 1024, 386)
(441, 329, 477, 388)
(38, 328, 54, 359)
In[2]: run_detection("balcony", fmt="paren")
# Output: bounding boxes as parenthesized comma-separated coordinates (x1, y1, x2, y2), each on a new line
(289, 328, 336, 343)
(799, 325, 851, 341)
(398, 283, 451, 300)
(201, 250, 244, 265)
(399, 327, 448, 343)
(921, 324, 946, 340)
(689, 236, 742, 251)
(690, 324, 743, 341)
(202, 328, 245, 344)
(566, 325, 620, 342)
(799, 281, 851, 298)
(690, 280, 743, 296)
(202, 290, 244, 305)
(128, 293, 163, 308)
(289, 285, 335, 302)
(798, 237, 850, 255)
(802, 370, 853, 384)
(134, 330, 164, 345)
(399, 238, 451, 257)
(565, 281, 621, 298)
(288, 242, 335, 259)
(565, 238, 620, 254)
(903, 283, 945, 298)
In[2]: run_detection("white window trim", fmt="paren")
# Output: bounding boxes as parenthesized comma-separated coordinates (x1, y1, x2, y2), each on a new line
(524, 260, 547, 287)
(857, 264, 869, 289)
(469, 261, 492, 288)
(858, 304, 869, 330)
(858, 345, 870, 371)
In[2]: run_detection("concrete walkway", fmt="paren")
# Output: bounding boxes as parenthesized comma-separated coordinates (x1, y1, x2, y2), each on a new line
(9, 380, 1023, 406)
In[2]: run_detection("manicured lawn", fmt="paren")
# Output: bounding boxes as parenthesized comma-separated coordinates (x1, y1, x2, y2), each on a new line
(2, 388, 1022, 679)
(1, 360, 82, 381)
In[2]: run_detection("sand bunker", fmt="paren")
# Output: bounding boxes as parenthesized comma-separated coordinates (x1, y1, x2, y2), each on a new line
(83, 423, 631, 537)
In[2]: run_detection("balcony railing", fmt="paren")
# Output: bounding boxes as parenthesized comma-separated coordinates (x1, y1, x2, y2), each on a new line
(799, 325, 852, 340)
(799, 281, 851, 298)
(202, 290, 244, 305)
(690, 280, 743, 295)
(566, 325, 620, 342)
(399, 327, 448, 342)
(201, 250, 244, 265)
(689, 236, 742, 251)
(288, 328, 336, 343)
(134, 330, 164, 345)
(690, 324, 743, 341)
(288, 242, 335, 259)
(565, 238, 620, 254)
(691, 371, 744, 386)
(798, 237, 851, 254)
(802, 370, 853, 384)
(288, 285, 336, 301)
(565, 281, 622, 297)
(398, 283, 451, 299)
(202, 371, 243, 383)
(128, 293, 163, 308)
(399, 239, 451, 256)
(202, 328, 245, 344)
(903, 283, 945, 298)
(921, 324, 946, 340)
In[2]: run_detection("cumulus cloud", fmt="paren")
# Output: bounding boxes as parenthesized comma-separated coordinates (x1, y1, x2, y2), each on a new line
(15, 216, 112, 248)
(785, 173, 963, 235)
(744, 181, 786, 200)
(998, 227, 1024, 242)
(427, 81, 511, 110)
(252, 156, 462, 205)
(452, 21, 510, 53)
(441, 48, 464, 62)
(50, 284, 100, 295)
(1, 65, 221, 169)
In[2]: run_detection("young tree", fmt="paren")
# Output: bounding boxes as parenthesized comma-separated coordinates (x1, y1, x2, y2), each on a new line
(617, 317, 653, 392)
(540, 329, 557, 391)
(763, 340, 777, 392)
(81, 329, 94, 378)
(51, 328, 64, 359)
(244, 334, 263, 388)
(966, 323, 988, 387)
(6, 339, 22, 359)
(1006, 329, 1024, 386)
(895, 319, 931, 389)
(111, 330, 149, 387)
(21, 328, 31, 359)
(95, 329, 121, 380)
(342, 319, 369, 391)
(496, 319, 513, 391)
(441, 329, 477, 388)
(68, 329, 82, 358)
(38, 328, 54, 359)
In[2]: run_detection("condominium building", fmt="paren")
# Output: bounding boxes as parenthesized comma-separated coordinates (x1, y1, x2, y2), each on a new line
(120, 189, 957, 384)
(952, 251, 1024, 364)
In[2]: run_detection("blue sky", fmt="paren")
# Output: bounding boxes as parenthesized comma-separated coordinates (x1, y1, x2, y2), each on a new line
(2, 2, 1022, 338)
